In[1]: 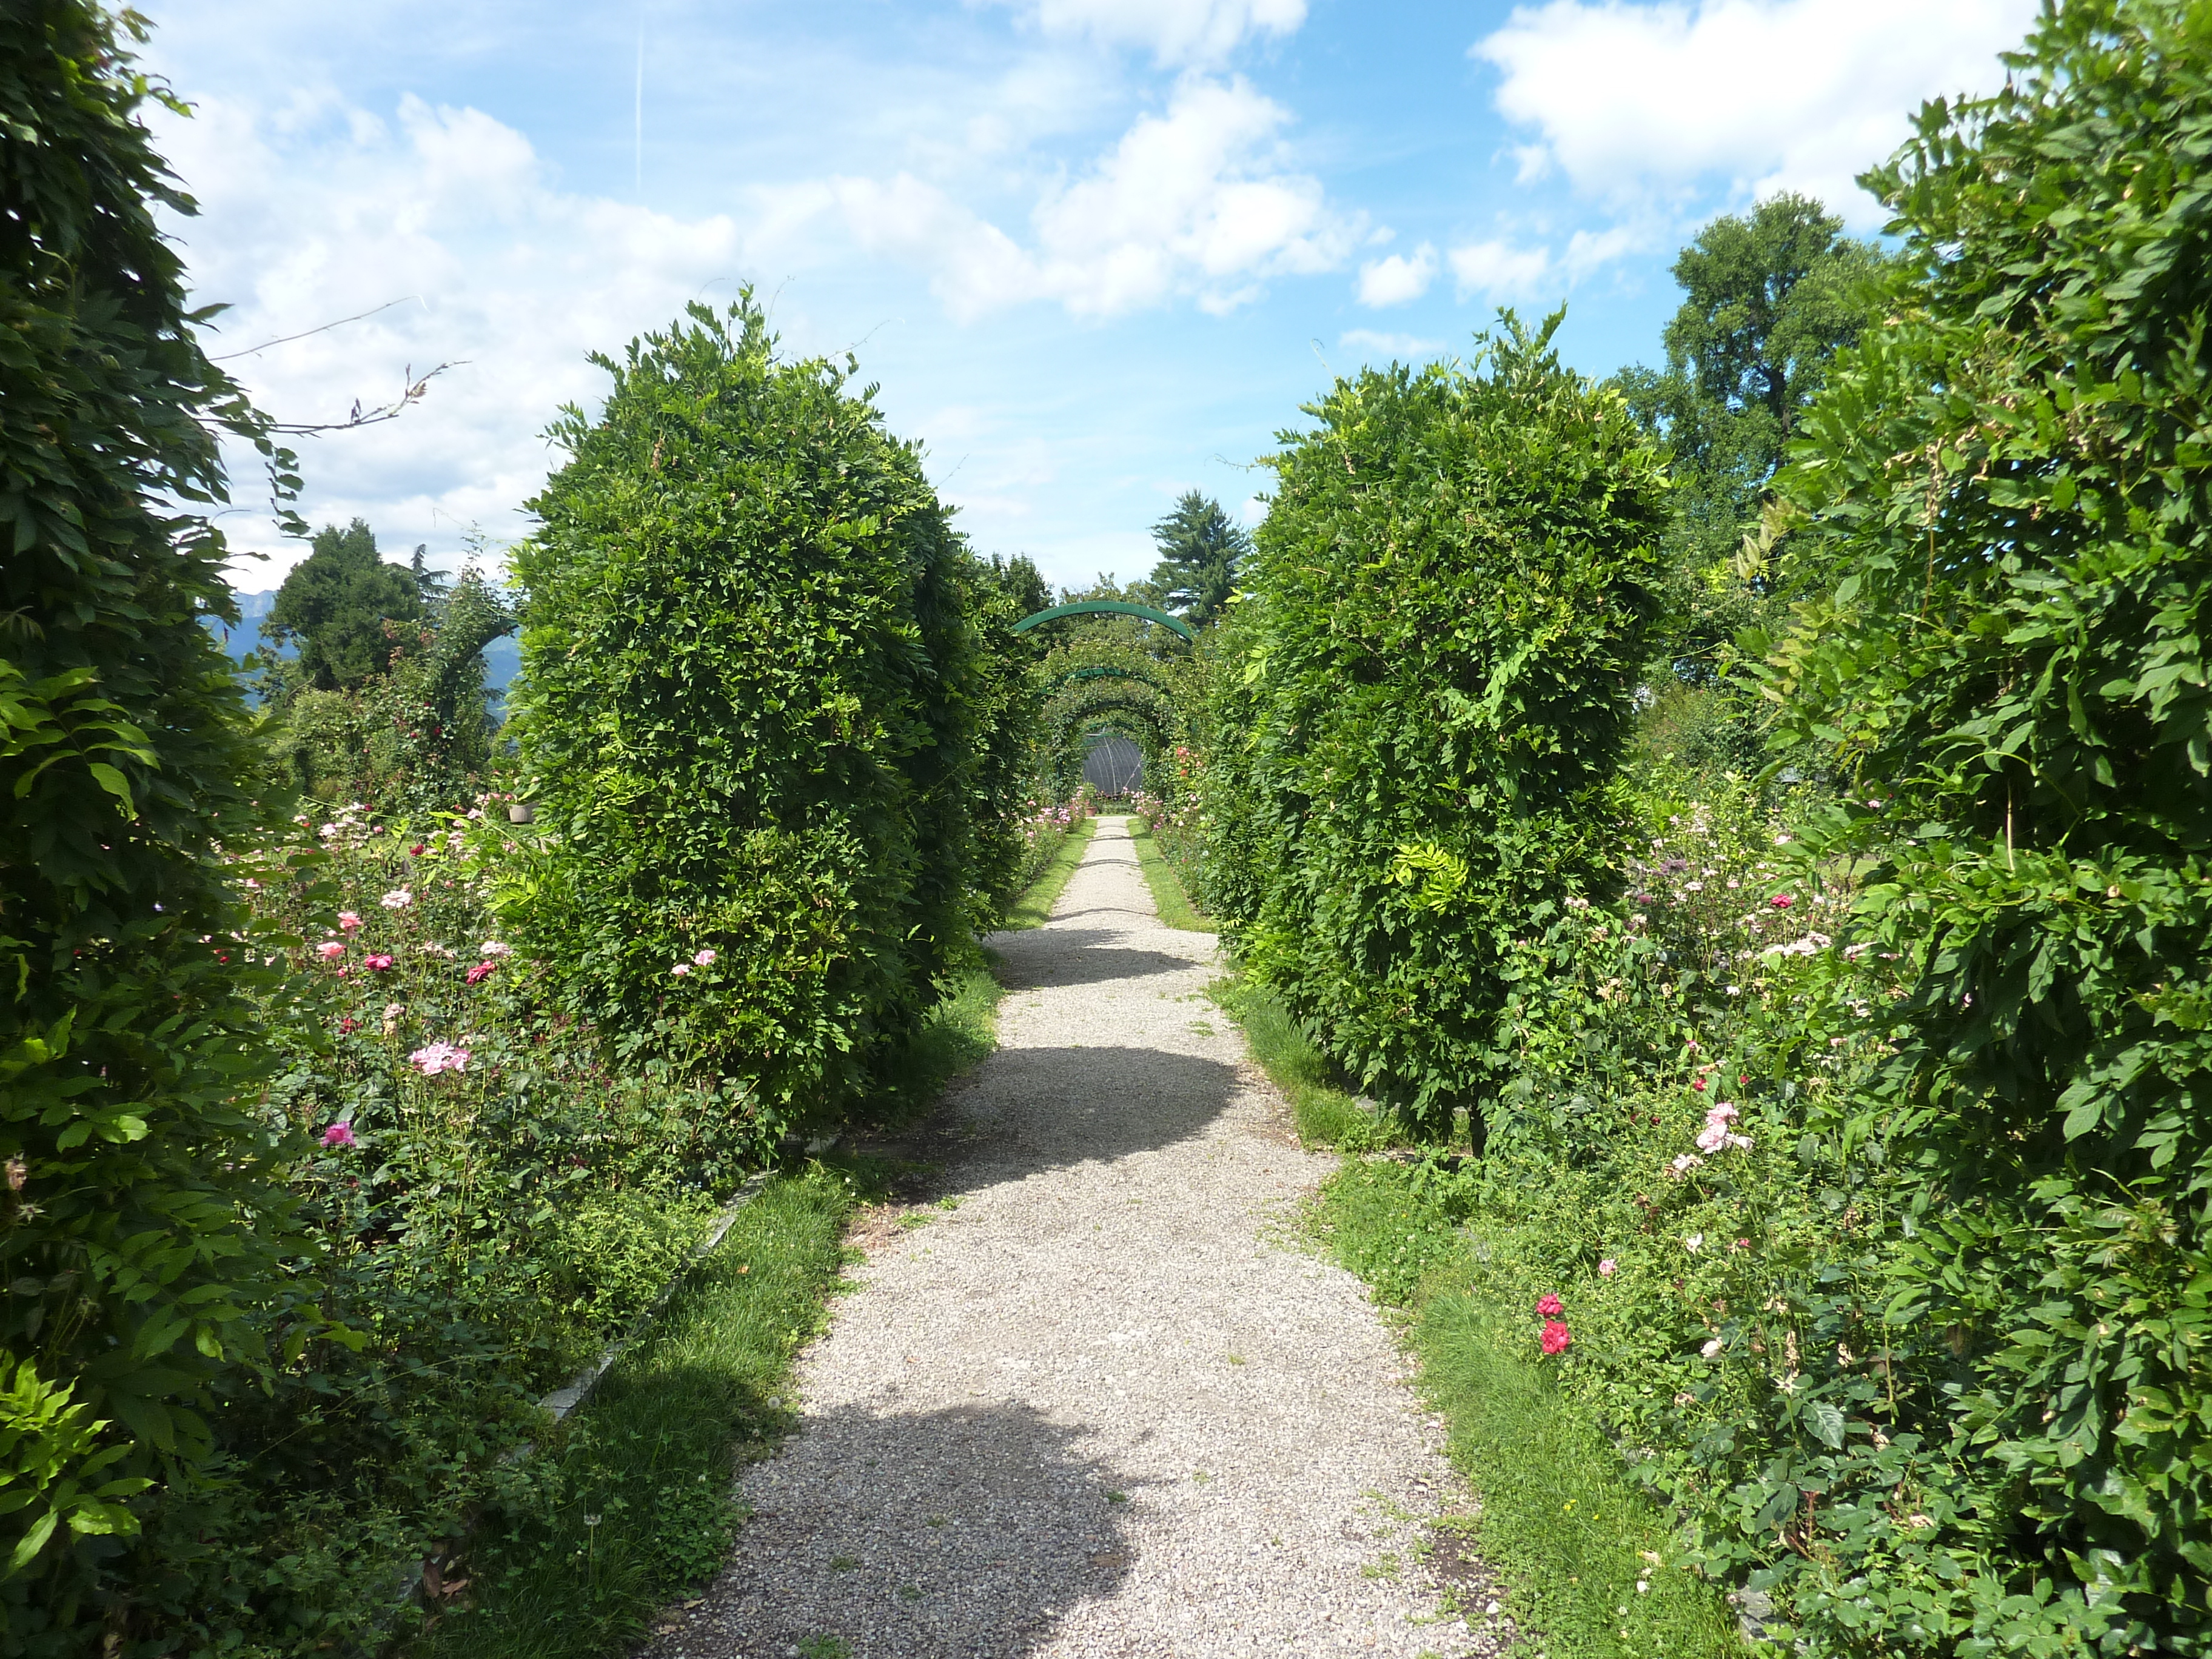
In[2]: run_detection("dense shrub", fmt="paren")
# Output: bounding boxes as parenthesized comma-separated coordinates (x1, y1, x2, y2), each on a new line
(1284, 10, 2212, 1659)
(508, 300, 992, 1125)
(1211, 312, 1669, 1134)
(1754, 1, 2212, 1643)
(0, 7, 319, 1640)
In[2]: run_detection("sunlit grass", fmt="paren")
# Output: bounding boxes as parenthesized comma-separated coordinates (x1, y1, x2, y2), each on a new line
(1128, 818, 1213, 931)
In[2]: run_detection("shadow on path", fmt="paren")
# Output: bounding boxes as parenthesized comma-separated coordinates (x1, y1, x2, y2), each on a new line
(692, 1399, 1142, 1658)
(985, 928, 1199, 991)
(943, 1045, 1245, 1180)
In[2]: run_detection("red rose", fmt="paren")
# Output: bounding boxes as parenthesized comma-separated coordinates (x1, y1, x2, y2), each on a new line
(1535, 1292, 1563, 1317)
(1540, 1319, 1573, 1356)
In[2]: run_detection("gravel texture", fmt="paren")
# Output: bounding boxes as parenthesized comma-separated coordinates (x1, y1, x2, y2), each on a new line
(650, 817, 1508, 1658)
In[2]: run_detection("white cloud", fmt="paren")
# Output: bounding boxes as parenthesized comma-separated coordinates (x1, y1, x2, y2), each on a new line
(1008, 0, 1307, 65)
(1473, 0, 2038, 224)
(1447, 238, 1554, 299)
(153, 92, 780, 579)
(1356, 242, 1438, 307)
(833, 78, 1359, 320)
(1339, 328, 1448, 358)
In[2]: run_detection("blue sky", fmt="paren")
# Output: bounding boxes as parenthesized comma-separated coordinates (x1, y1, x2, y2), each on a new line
(141, 0, 2037, 594)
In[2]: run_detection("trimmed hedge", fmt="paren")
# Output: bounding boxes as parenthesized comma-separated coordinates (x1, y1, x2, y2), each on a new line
(508, 300, 992, 1128)
(1211, 313, 1669, 1136)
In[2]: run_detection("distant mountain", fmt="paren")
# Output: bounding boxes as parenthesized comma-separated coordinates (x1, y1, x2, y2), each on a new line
(207, 587, 281, 666)
(209, 588, 518, 692)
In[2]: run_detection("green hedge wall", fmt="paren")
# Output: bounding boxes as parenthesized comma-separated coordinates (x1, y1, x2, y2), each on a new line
(1213, 315, 1669, 1136)
(0, 4, 313, 1638)
(508, 300, 991, 1127)
(1756, 1, 2212, 1642)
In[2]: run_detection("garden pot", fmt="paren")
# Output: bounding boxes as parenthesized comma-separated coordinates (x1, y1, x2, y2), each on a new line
(507, 802, 535, 824)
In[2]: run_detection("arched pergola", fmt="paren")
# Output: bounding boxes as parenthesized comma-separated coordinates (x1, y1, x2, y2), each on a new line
(1042, 682, 1177, 798)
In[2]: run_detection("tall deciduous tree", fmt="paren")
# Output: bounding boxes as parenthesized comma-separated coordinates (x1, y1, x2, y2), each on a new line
(1620, 196, 1888, 692)
(1146, 491, 1248, 629)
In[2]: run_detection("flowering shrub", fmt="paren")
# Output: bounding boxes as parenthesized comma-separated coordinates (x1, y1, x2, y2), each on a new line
(163, 797, 786, 1649)
(1010, 793, 1094, 894)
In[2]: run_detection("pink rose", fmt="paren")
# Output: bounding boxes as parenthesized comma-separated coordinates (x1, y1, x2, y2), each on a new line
(466, 960, 497, 985)
(1540, 1319, 1573, 1356)
(409, 1042, 470, 1077)
(671, 963, 691, 977)
(338, 911, 363, 933)
(320, 1122, 356, 1148)
(316, 941, 345, 960)
(693, 948, 717, 967)
(366, 953, 395, 972)
(1771, 894, 1794, 909)
(1535, 1292, 1563, 1317)
(1597, 1258, 1617, 1278)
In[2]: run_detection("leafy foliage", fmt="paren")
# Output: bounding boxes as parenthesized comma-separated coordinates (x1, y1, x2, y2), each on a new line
(508, 298, 991, 1125)
(263, 519, 426, 693)
(0, 4, 324, 1638)
(1210, 311, 1670, 1134)
(1754, 1, 2212, 1644)
(269, 563, 515, 816)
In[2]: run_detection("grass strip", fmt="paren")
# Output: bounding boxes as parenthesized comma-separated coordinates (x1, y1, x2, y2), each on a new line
(421, 1162, 862, 1658)
(1127, 819, 1214, 931)
(1001, 816, 1097, 930)
(1216, 980, 1740, 1659)
(1209, 972, 1381, 1148)
(1413, 1293, 1744, 1659)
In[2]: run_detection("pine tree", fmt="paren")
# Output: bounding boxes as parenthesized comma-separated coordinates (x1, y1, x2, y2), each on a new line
(1145, 491, 1248, 629)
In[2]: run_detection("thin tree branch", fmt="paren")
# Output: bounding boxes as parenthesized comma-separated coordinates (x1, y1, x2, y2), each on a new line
(209, 296, 421, 361)
(266, 362, 464, 436)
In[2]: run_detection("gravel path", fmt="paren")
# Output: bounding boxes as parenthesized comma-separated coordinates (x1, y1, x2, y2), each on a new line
(652, 817, 1502, 1658)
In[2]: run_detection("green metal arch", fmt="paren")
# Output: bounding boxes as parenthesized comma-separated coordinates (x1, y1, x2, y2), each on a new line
(1012, 600, 1195, 643)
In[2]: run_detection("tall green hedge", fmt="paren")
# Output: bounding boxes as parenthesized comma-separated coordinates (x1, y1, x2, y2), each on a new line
(508, 300, 991, 1125)
(1762, 0, 2212, 1643)
(1213, 315, 1669, 1135)
(0, 4, 309, 1641)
